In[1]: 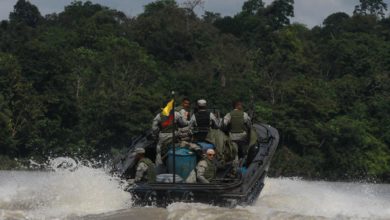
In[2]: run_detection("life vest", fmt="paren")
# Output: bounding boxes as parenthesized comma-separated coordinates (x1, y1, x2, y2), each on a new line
(230, 110, 245, 133)
(203, 159, 216, 181)
(194, 110, 210, 132)
(137, 158, 156, 183)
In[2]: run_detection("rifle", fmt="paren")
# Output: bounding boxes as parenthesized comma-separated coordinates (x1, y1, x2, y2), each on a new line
(249, 94, 256, 123)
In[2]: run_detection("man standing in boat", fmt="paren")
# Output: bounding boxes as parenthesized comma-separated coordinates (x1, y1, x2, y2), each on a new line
(152, 99, 189, 166)
(223, 100, 252, 158)
(190, 99, 220, 141)
(175, 97, 192, 141)
(134, 148, 156, 183)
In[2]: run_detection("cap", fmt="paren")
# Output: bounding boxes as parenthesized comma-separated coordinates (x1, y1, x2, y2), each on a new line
(134, 148, 145, 154)
(206, 149, 215, 155)
(197, 99, 207, 107)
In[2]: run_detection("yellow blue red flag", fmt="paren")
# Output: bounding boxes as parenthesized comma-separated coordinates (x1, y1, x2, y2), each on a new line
(161, 99, 174, 128)
(162, 99, 174, 116)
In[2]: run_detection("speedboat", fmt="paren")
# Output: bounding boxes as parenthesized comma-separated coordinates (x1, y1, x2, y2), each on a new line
(112, 123, 279, 207)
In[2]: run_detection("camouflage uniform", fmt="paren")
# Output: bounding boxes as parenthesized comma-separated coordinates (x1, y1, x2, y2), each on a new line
(135, 157, 156, 183)
(175, 106, 192, 141)
(152, 112, 188, 166)
(223, 109, 252, 158)
(223, 109, 251, 141)
(196, 158, 217, 183)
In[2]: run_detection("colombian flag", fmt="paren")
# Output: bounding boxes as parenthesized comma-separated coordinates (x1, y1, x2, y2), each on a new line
(161, 99, 174, 128)
(162, 99, 174, 116)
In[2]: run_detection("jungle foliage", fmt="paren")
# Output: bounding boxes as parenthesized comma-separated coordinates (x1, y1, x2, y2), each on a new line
(0, 0, 389, 181)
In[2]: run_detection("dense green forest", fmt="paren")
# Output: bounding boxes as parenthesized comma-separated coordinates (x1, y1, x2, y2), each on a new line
(0, 0, 389, 181)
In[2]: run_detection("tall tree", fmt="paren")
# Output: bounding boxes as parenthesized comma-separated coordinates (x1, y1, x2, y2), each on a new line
(143, 0, 177, 15)
(9, 0, 42, 27)
(265, 0, 294, 29)
(182, 0, 204, 12)
(354, 0, 388, 18)
(242, 0, 265, 15)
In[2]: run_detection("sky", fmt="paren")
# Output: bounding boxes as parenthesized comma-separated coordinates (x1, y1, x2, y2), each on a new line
(0, 0, 390, 28)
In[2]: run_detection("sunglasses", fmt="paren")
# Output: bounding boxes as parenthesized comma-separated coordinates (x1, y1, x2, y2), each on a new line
(207, 154, 215, 156)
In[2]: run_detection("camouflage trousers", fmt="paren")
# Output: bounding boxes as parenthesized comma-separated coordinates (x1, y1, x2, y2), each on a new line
(156, 133, 172, 166)
(230, 132, 248, 158)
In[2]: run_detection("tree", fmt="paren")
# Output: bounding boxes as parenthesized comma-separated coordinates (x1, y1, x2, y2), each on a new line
(242, 0, 265, 15)
(323, 116, 390, 179)
(322, 12, 350, 39)
(202, 11, 221, 23)
(143, 0, 177, 15)
(323, 12, 350, 27)
(1, 0, 390, 182)
(265, 0, 294, 29)
(182, 0, 204, 12)
(354, 0, 388, 18)
(9, 0, 42, 27)
(0, 53, 44, 157)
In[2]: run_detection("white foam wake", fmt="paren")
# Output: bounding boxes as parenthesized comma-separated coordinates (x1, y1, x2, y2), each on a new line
(250, 178, 390, 219)
(0, 157, 132, 220)
(1, 164, 389, 220)
(165, 178, 390, 220)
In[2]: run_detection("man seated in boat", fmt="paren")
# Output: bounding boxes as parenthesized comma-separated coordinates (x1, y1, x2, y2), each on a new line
(196, 149, 217, 183)
(134, 148, 156, 183)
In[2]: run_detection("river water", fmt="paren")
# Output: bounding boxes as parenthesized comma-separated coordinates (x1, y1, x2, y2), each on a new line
(0, 159, 389, 220)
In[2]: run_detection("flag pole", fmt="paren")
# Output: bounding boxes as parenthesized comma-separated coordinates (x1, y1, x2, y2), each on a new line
(171, 91, 176, 184)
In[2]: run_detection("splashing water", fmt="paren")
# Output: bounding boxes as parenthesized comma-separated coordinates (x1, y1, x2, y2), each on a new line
(164, 178, 390, 220)
(1, 159, 389, 220)
(250, 178, 390, 219)
(0, 157, 132, 220)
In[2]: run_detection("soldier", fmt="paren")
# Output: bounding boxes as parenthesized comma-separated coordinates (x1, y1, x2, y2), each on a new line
(196, 149, 217, 183)
(175, 97, 191, 121)
(175, 98, 192, 141)
(134, 148, 156, 183)
(190, 99, 220, 141)
(152, 102, 188, 166)
(223, 100, 252, 158)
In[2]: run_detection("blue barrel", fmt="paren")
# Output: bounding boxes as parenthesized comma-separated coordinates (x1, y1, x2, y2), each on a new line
(196, 142, 215, 152)
(167, 147, 196, 180)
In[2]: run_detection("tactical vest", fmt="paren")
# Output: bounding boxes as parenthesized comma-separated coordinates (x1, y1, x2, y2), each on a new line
(203, 159, 216, 181)
(137, 158, 156, 183)
(160, 113, 174, 133)
(230, 110, 245, 133)
(194, 111, 210, 132)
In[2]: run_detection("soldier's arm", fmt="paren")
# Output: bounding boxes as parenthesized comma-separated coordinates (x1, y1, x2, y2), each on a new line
(222, 113, 231, 129)
(180, 109, 189, 120)
(176, 111, 189, 127)
(196, 161, 210, 183)
(210, 113, 221, 129)
(135, 162, 148, 182)
(189, 114, 197, 128)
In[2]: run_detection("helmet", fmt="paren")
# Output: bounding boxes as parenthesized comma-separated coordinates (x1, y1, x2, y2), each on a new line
(134, 148, 145, 155)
